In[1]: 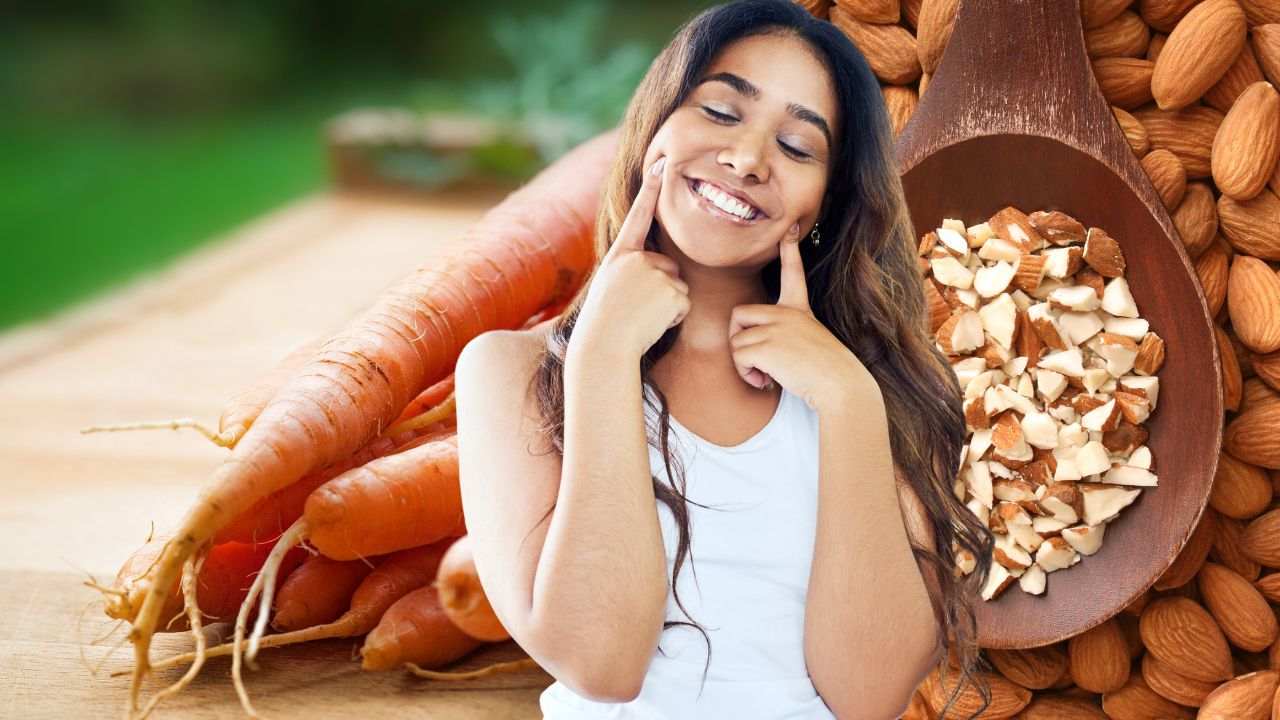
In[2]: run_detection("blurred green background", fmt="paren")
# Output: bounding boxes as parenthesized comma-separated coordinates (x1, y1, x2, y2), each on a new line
(2, 0, 712, 331)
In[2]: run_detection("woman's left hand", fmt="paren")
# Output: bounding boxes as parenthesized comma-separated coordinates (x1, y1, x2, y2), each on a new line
(729, 224, 878, 413)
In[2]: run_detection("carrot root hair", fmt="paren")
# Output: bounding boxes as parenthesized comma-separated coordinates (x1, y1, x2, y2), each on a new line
(404, 657, 539, 681)
(382, 391, 456, 438)
(136, 551, 210, 720)
(80, 418, 237, 448)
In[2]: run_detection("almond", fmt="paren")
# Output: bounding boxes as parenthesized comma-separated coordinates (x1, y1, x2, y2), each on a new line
(1147, 32, 1167, 62)
(833, 0, 899, 24)
(1242, 508, 1280, 565)
(1255, 571, 1280, 602)
(1205, 43, 1266, 113)
(1083, 0, 1138, 29)
(1253, 24, 1280, 87)
(1093, 57, 1157, 109)
(1171, 181, 1219, 258)
(918, 666, 1031, 717)
(1227, 255, 1280, 354)
(1016, 694, 1108, 718)
(1240, 0, 1280, 25)
(1134, 104, 1225, 178)
(829, 6, 921, 84)
(1155, 507, 1218, 590)
(915, 0, 958, 74)
(1140, 148, 1187, 210)
(1086, 11, 1151, 59)
(1141, 650, 1221, 706)
(1195, 240, 1231, 318)
(1211, 450, 1273, 520)
(901, 0, 921, 27)
(1138, 596, 1235, 682)
(1197, 669, 1279, 719)
(1139, 0, 1203, 32)
(1198, 561, 1280, 651)
(1133, 331, 1166, 375)
(1253, 349, 1280, 391)
(794, 0, 833, 18)
(1218, 188, 1280, 260)
(1217, 324, 1244, 411)
(1212, 81, 1280, 200)
(881, 84, 918, 137)
(1211, 515, 1263, 581)
(985, 645, 1067, 689)
(1113, 106, 1151, 155)
(1152, 0, 1249, 110)
(1068, 617, 1131, 692)
(1226, 393, 1280, 468)
(1100, 673, 1195, 718)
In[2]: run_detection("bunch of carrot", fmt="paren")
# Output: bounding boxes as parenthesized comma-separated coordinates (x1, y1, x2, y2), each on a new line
(94, 127, 620, 718)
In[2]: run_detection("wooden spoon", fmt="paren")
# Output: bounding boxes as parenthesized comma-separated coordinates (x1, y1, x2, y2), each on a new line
(895, 0, 1223, 649)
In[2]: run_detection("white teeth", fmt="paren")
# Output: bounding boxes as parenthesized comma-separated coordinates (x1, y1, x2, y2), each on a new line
(695, 180, 757, 220)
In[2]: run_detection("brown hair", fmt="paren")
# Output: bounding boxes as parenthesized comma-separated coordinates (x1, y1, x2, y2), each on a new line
(525, 0, 995, 714)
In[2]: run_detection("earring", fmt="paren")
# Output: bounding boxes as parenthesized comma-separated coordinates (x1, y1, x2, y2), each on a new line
(809, 223, 821, 247)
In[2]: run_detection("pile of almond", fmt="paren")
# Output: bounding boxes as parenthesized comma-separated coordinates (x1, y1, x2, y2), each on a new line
(920, 207, 1164, 605)
(796, 1, 1280, 717)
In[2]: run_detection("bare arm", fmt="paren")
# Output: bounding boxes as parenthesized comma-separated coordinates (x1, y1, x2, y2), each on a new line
(455, 329, 668, 702)
(803, 386, 943, 719)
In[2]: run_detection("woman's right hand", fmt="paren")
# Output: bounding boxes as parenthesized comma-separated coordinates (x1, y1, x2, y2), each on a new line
(573, 155, 690, 359)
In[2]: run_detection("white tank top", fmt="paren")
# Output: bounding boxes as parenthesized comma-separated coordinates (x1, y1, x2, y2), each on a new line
(539, 384, 836, 719)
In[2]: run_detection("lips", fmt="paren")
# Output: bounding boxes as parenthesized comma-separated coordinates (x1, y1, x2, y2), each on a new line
(686, 177, 766, 224)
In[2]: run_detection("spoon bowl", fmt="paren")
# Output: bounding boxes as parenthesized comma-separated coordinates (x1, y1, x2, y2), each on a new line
(895, 0, 1223, 649)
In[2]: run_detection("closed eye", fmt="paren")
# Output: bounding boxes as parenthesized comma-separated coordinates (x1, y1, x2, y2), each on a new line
(700, 106, 811, 160)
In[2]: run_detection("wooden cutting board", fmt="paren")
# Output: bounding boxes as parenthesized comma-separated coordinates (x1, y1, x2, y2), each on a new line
(0, 189, 555, 719)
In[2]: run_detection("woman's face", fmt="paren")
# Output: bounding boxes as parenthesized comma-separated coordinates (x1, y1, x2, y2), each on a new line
(645, 33, 838, 269)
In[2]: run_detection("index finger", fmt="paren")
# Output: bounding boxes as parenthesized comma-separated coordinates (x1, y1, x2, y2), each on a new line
(610, 156, 667, 255)
(777, 232, 810, 311)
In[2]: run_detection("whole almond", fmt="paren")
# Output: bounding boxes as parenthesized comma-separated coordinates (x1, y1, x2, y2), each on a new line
(1141, 650, 1221, 706)
(1101, 673, 1196, 718)
(794, 0, 833, 18)
(1217, 324, 1245, 409)
(1198, 561, 1280, 651)
(1152, 0, 1248, 110)
(1086, 11, 1151, 59)
(1253, 349, 1280, 391)
(1242, 508, 1280, 565)
(1239, 376, 1280, 414)
(986, 644, 1067, 689)
(1113, 106, 1151, 155)
(1197, 669, 1279, 719)
(1205, 43, 1266, 113)
(915, 0, 958, 74)
(1016, 694, 1108, 718)
(1155, 506, 1218, 590)
(1212, 514, 1263, 581)
(1212, 81, 1280, 200)
(1141, 148, 1187, 209)
(1083, 0, 1138, 29)
(1068, 618, 1131, 692)
(1254, 571, 1280, 602)
(1195, 239, 1230, 317)
(1147, 32, 1167, 62)
(902, 0, 922, 28)
(1227, 254, 1280, 354)
(1171, 181, 1219, 257)
(1219, 188, 1280, 259)
(829, 6, 921, 84)
(1134, 104, 1225, 177)
(1211, 450, 1273, 520)
(1254, 25, 1280, 87)
(1093, 57, 1157, 109)
(1240, 0, 1280, 25)
(834, 0, 900, 23)
(1138, 596, 1235, 682)
(881, 84, 918, 137)
(1139, 0, 1203, 32)
(918, 666, 1031, 717)
(1226, 394, 1280, 469)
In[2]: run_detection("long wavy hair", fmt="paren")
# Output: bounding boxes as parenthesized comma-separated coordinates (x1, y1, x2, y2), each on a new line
(527, 0, 995, 715)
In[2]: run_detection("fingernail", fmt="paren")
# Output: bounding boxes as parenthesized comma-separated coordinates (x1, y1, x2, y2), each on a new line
(649, 157, 667, 176)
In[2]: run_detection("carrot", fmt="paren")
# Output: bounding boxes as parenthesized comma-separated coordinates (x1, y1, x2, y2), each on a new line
(143, 540, 455, 673)
(110, 127, 616, 718)
(436, 535, 509, 642)
(390, 374, 456, 428)
(214, 423, 456, 546)
(101, 536, 305, 631)
(270, 554, 374, 632)
(360, 585, 482, 671)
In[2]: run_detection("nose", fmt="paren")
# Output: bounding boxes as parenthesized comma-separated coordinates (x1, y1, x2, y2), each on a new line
(717, 128, 769, 184)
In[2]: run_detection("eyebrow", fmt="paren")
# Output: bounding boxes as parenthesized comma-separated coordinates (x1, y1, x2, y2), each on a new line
(697, 71, 833, 150)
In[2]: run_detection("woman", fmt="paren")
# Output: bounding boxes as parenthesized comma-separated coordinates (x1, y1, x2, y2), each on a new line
(455, 1, 995, 717)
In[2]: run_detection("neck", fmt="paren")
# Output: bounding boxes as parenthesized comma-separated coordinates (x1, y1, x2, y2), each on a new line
(655, 229, 771, 357)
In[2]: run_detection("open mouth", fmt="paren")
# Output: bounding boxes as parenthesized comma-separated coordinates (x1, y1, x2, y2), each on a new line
(686, 177, 765, 224)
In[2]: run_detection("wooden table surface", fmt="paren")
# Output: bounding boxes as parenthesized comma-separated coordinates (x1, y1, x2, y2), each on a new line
(0, 189, 556, 719)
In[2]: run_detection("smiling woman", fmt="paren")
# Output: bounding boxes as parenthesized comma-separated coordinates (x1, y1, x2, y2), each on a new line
(453, 1, 995, 718)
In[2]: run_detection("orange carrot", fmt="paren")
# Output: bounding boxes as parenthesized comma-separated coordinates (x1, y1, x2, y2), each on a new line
(390, 374, 456, 428)
(113, 127, 616, 717)
(271, 554, 374, 631)
(144, 540, 455, 674)
(360, 585, 482, 671)
(436, 535, 510, 642)
(303, 434, 463, 560)
(218, 336, 326, 448)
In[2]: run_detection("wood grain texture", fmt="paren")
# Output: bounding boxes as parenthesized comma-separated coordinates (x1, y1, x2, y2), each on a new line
(895, 0, 1223, 649)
